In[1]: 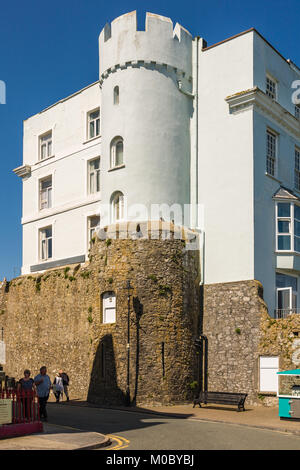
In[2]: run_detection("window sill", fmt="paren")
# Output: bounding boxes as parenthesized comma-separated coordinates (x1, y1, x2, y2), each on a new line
(265, 172, 282, 184)
(83, 135, 101, 145)
(35, 155, 55, 165)
(276, 250, 300, 256)
(108, 164, 125, 172)
(258, 392, 277, 396)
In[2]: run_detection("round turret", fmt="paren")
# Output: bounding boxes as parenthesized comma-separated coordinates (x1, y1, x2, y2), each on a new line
(98, 11, 193, 226)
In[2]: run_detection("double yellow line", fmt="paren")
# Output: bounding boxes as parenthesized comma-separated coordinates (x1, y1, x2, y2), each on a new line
(105, 434, 130, 450)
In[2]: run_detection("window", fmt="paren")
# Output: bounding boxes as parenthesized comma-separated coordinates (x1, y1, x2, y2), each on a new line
(39, 176, 52, 210)
(276, 273, 298, 318)
(113, 86, 119, 105)
(39, 226, 52, 261)
(276, 202, 300, 253)
(88, 109, 100, 139)
(259, 357, 279, 393)
(296, 104, 300, 120)
(102, 292, 116, 324)
(88, 215, 100, 244)
(295, 148, 300, 191)
(88, 158, 100, 194)
(110, 137, 124, 168)
(39, 131, 52, 161)
(111, 191, 124, 222)
(266, 130, 277, 176)
(266, 76, 277, 100)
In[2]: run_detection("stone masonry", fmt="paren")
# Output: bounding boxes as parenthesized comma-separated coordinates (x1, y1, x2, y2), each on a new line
(0, 222, 200, 405)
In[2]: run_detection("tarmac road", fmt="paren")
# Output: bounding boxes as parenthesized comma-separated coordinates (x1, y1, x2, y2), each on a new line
(46, 403, 300, 450)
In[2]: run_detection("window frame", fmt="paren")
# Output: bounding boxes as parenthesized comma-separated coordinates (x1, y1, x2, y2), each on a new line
(266, 129, 277, 177)
(295, 147, 300, 191)
(113, 86, 119, 105)
(87, 157, 100, 195)
(39, 131, 53, 161)
(110, 137, 124, 169)
(276, 201, 300, 253)
(87, 108, 100, 140)
(111, 191, 125, 223)
(39, 226, 53, 261)
(39, 175, 52, 211)
(266, 75, 277, 101)
(102, 291, 116, 324)
(87, 215, 100, 245)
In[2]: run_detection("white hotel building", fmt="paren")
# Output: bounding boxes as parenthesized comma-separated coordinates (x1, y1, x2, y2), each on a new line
(13, 11, 300, 318)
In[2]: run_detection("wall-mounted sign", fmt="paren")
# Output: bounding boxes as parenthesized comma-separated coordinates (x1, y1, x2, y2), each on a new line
(0, 399, 12, 424)
(0, 341, 5, 364)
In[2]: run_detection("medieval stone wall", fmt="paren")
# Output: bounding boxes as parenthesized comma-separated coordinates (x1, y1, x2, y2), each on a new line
(0, 227, 200, 406)
(202, 280, 268, 404)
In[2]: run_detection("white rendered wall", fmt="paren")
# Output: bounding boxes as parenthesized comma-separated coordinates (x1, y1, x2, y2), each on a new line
(197, 32, 255, 285)
(99, 11, 193, 226)
(21, 82, 101, 274)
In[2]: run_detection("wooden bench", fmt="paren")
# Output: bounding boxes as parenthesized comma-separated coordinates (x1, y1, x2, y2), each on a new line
(193, 391, 247, 412)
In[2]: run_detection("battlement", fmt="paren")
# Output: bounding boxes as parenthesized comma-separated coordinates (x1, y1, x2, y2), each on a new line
(99, 11, 193, 78)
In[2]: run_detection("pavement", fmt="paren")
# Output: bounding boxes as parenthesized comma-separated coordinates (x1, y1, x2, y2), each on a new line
(0, 398, 300, 449)
(0, 422, 111, 450)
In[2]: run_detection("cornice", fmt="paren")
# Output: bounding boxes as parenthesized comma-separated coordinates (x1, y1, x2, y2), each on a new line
(99, 60, 192, 87)
(225, 87, 300, 139)
(13, 165, 31, 178)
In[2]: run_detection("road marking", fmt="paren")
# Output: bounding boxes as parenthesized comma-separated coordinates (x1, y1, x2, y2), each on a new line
(106, 434, 130, 450)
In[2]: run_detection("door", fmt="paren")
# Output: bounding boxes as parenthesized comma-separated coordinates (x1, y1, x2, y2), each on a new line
(277, 287, 292, 318)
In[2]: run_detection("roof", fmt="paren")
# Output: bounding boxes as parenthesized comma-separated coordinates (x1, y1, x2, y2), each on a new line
(202, 28, 300, 74)
(277, 369, 300, 375)
(273, 186, 300, 201)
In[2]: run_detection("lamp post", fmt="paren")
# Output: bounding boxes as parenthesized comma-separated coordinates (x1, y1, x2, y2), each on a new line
(125, 280, 133, 406)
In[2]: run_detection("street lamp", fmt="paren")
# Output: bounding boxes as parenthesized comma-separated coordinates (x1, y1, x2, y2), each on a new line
(125, 280, 133, 406)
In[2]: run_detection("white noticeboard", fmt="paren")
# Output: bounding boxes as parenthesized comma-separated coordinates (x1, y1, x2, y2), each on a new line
(0, 399, 12, 425)
(0, 341, 5, 364)
(259, 356, 279, 393)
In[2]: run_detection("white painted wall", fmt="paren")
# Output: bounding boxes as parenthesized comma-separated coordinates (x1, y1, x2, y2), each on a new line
(21, 82, 101, 274)
(197, 32, 255, 284)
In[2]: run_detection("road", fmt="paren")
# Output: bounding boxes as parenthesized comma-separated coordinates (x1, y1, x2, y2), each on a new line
(46, 402, 300, 450)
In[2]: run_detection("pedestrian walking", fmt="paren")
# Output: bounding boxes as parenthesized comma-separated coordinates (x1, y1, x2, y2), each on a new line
(59, 369, 70, 402)
(34, 366, 51, 422)
(53, 372, 64, 403)
(17, 369, 35, 420)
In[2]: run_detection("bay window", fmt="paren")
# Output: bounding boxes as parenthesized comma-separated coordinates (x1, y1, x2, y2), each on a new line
(276, 202, 300, 252)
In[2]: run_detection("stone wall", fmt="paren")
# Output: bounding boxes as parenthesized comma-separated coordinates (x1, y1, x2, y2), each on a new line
(202, 280, 268, 404)
(0, 224, 200, 406)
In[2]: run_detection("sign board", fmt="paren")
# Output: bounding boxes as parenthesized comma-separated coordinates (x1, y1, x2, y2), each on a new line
(0, 399, 12, 425)
(0, 341, 5, 364)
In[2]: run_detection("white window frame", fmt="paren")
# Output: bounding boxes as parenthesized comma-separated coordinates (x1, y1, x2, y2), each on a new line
(39, 131, 53, 161)
(102, 292, 116, 324)
(87, 108, 100, 140)
(266, 75, 277, 101)
(87, 157, 100, 194)
(110, 137, 124, 169)
(39, 176, 52, 210)
(39, 226, 52, 261)
(275, 271, 299, 318)
(276, 202, 300, 253)
(88, 215, 100, 245)
(266, 129, 277, 177)
(111, 192, 125, 223)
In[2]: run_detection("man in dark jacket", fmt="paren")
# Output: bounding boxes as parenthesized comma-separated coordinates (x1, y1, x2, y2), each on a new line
(59, 369, 69, 401)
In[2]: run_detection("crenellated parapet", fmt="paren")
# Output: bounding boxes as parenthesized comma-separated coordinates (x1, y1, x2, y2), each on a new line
(99, 11, 193, 84)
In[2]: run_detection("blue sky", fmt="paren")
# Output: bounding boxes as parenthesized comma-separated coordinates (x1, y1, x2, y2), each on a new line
(0, 0, 299, 280)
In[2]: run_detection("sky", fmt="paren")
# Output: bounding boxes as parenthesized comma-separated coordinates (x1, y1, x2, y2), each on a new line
(0, 0, 299, 280)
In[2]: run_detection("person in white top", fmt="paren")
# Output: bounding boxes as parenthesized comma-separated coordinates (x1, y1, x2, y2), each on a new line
(53, 372, 64, 403)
